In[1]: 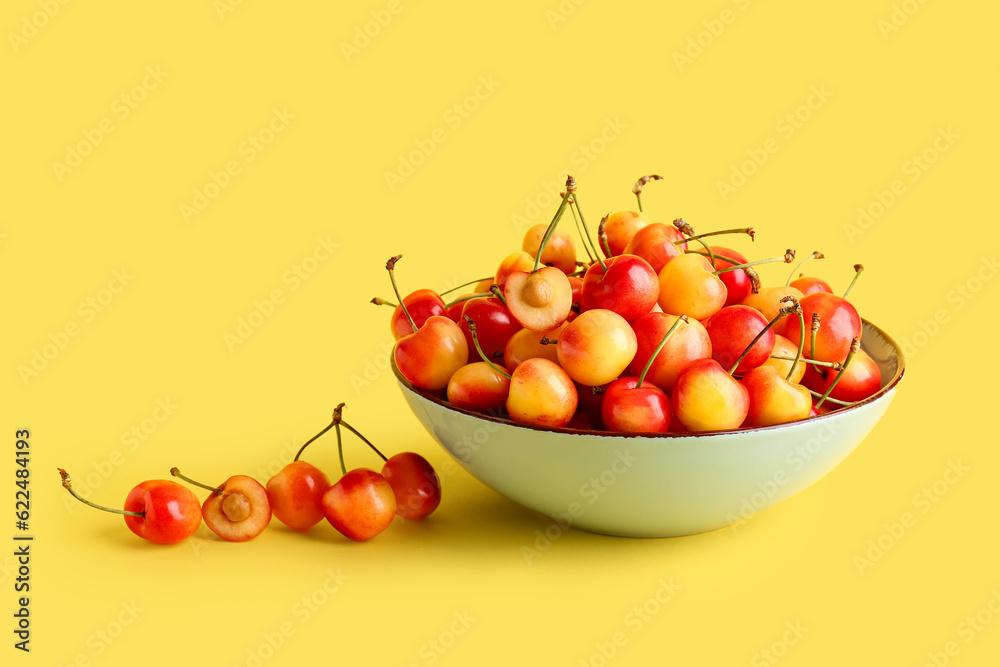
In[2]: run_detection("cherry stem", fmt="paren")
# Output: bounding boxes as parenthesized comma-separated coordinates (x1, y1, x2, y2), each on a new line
(170, 468, 223, 496)
(338, 420, 388, 462)
(727, 303, 794, 375)
(772, 355, 843, 370)
(444, 292, 492, 309)
(334, 423, 347, 476)
(632, 174, 662, 213)
(785, 251, 824, 286)
(674, 219, 717, 267)
(810, 313, 821, 362)
(332, 402, 388, 462)
(569, 200, 596, 263)
(385, 255, 417, 333)
(464, 315, 512, 379)
(598, 215, 612, 259)
(539, 336, 559, 345)
(572, 189, 606, 271)
(637, 315, 688, 388)
(713, 249, 796, 276)
(807, 389, 853, 407)
(58, 468, 144, 518)
(533, 177, 574, 273)
(488, 284, 507, 306)
(843, 264, 864, 298)
(815, 338, 861, 408)
(686, 247, 746, 267)
(672, 227, 755, 245)
(370, 297, 397, 308)
(293, 420, 337, 461)
(788, 299, 805, 381)
(440, 276, 493, 297)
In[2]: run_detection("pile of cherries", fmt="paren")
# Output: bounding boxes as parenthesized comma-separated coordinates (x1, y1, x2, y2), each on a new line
(59, 403, 441, 545)
(383, 174, 881, 434)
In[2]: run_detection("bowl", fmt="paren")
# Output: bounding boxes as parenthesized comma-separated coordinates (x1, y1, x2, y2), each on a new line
(394, 319, 904, 537)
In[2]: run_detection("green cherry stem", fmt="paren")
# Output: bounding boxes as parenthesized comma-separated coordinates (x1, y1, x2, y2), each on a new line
(772, 356, 843, 370)
(672, 227, 755, 245)
(815, 338, 861, 408)
(572, 185, 606, 271)
(713, 249, 796, 276)
(333, 403, 388, 462)
(674, 219, 717, 267)
(785, 251, 824, 286)
(597, 215, 612, 259)
(807, 389, 853, 407)
(334, 423, 347, 476)
(170, 468, 223, 495)
(843, 264, 864, 298)
(58, 468, 144, 517)
(569, 199, 596, 263)
(727, 301, 797, 376)
(488, 284, 508, 306)
(532, 177, 574, 273)
(293, 419, 337, 461)
(810, 313, 821, 362)
(788, 300, 805, 381)
(464, 315, 512, 379)
(636, 315, 688, 388)
(385, 255, 417, 333)
(440, 276, 493, 297)
(632, 174, 663, 213)
(370, 297, 398, 308)
(444, 292, 492, 309)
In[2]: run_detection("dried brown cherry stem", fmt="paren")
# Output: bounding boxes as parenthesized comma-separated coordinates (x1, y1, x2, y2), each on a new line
(632, 174, 663, 213)
(785, 251, 824, 286)
(843, 264, 864, 298)
(713, 249, 795, 276)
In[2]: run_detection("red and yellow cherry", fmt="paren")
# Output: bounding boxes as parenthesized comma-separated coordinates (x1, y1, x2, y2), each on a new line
(741, 365, 812, 428)
(763, 334, 807, 384)
(741, 285, 804, 322)
(790, 275, 832, 296)
(785, 292, 862, 363)
(266, 460, 330, 532)
(622, 223, 686, 275)
(705, 305, 775, 374)
(494, 251, 535, 290)
(671, 359, 749, 432)
(580, 254, 659, 322)
(804, 348, 881, 402)
(600, 315, 686, 433)
(458, 296, 520, 364)
(707, 246, 752, 306)
(170, 468, 271, 542)
(627, 312, 711, 391)
(447, 362, 511, 412)
(522, 224, 577, 275)
(556, 308, 638, 386)
(381, 452, 441, 521)
(504, 266, 574, 331)
(574, 380, 610, 421)
(658, 253, 727, 321)
(388, 289, 447, 340)
(502, 323, 567, 372)
(322, 468, 396, 541)
(602, 210, 650, 257)
(58, 469, 202, 545)
(506, 357, 578, 428)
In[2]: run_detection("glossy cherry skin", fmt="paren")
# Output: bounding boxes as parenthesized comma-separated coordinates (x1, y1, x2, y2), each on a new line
(266, 461, 331, 532)
(390, 289, 447, 340)
(503, 323, 566, 372)
(742, 285, 804, 323)
(790, 276, 833, 296)
(657, 253, 727, 321)
(671, 358, 749, 432)
(394, 315, 469, 391)
(603, 210, 651, 257)
(580, 254, 659, 322)
(601, 377, 672, 433)
(803, 349, 882, 403)
(556, 309, 637, 386)
(381, 453, 441, 521)
(446, 362, 511, 413)
(459, 297, 521, 364)
(201, 475, 271, 542)
(762, 334, 807, 384)
(704, 305, 775, 374)
(622, 223, 686, 275)
(742, 365, 812, 428)
(506, 358, 578, 428)
(522, 224, 577, 275)
(322, 468, 396, 541)
(785, 292, 862, 363)
(494, 251, 535, 290)
(707, 246, 751, 307)
(122, 480, 202, 545)
(628, 312, 712, 392)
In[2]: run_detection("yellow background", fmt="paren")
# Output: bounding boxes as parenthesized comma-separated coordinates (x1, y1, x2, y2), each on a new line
(3, 1, 998, 665)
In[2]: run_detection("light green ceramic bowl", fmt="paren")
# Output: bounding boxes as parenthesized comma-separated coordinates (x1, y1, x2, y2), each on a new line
(394, 319, 904, 537)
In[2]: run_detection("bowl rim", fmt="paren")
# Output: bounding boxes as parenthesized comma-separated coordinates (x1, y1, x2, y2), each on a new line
(391, 317, 906, 439)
